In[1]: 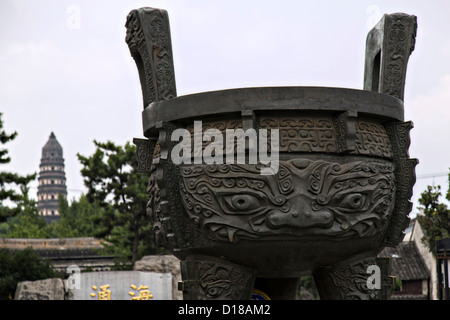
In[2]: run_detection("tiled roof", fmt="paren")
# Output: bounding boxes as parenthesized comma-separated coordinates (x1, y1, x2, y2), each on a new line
(379, 242, 430, 280)
(0, 237, 105, 250)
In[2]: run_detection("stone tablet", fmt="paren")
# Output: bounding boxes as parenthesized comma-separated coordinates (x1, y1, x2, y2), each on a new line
(67, 271, 172, 300)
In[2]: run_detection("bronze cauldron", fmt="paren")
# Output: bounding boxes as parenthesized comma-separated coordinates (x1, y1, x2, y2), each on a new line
(126, 8, 417, 300)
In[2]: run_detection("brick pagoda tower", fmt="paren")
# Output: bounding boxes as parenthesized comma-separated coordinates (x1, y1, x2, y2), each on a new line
(37, 132, 67, 223)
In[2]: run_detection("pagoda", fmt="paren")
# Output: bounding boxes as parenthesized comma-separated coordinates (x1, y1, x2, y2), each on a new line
(37, 132, 67, 223)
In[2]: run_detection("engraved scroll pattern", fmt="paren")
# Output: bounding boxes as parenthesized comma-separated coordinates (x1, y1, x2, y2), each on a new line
(355, 119, 393, 158)
(260, 116, 336, 153)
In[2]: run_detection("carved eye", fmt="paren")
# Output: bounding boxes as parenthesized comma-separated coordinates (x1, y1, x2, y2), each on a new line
(222, 194, 261, 213)
(206, 287, 222, 298)
(204, 279, 231, 299)
(338, 193, 367, 210)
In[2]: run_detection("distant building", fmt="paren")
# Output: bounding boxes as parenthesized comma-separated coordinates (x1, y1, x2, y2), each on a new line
(0, 237, 115, 272)
(37, 132, 67, 223)
(378, 218, 442, 300)
(379, 241, 431, 299)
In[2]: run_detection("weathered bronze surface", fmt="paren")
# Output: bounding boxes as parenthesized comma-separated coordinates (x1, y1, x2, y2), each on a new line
(126, 9, 418, 300)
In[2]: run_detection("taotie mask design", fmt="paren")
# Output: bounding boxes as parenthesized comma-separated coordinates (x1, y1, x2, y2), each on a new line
(180, 159, 395, 242)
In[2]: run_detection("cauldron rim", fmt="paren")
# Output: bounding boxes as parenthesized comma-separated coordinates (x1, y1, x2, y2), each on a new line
(142, 86, 403, 136)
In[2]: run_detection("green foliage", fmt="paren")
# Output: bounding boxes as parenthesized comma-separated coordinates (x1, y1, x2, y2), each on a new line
(417, 172, 450, 254)
(53, 194, 105, 238)
(1, 185, 49, 238)
(0, 113, 17, 165)
(0, 247, 60, 300)
(297, 275, 319, 300)
(392, 277, 402, 292)
(0, 113, 36, 222)
(77, 140, 160, 265)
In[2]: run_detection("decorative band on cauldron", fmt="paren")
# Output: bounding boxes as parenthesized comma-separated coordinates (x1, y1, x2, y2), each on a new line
(184, 113, 393, 159)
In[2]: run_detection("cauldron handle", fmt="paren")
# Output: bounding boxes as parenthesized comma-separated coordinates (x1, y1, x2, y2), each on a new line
(363, 13, 417, 101)
(125, 7, 177, 109)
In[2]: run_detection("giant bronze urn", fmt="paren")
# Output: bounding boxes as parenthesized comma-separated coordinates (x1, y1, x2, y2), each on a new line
(126, 8, 418, 300)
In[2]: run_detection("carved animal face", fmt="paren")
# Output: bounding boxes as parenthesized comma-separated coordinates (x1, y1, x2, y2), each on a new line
(180, 159, 395, 242)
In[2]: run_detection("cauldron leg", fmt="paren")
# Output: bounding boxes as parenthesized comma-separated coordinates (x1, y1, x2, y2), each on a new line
(312, 256, 392, 300)
(178, 255, 257, 300)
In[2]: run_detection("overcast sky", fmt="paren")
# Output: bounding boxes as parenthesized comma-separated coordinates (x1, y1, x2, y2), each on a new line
(1, 0, 449, 214)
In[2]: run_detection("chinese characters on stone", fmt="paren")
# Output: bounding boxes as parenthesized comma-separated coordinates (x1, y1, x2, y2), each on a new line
(90, 284, 154, 300)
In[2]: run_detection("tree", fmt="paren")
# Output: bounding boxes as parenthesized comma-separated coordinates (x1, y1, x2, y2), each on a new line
(1, 184, 49, 238)
(77, 140, 158, 266)
(52, 194, 104, 238)
(417, 172, 450, 254)
(0, 113, 36, 222)
(0, 247, 60, 300)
